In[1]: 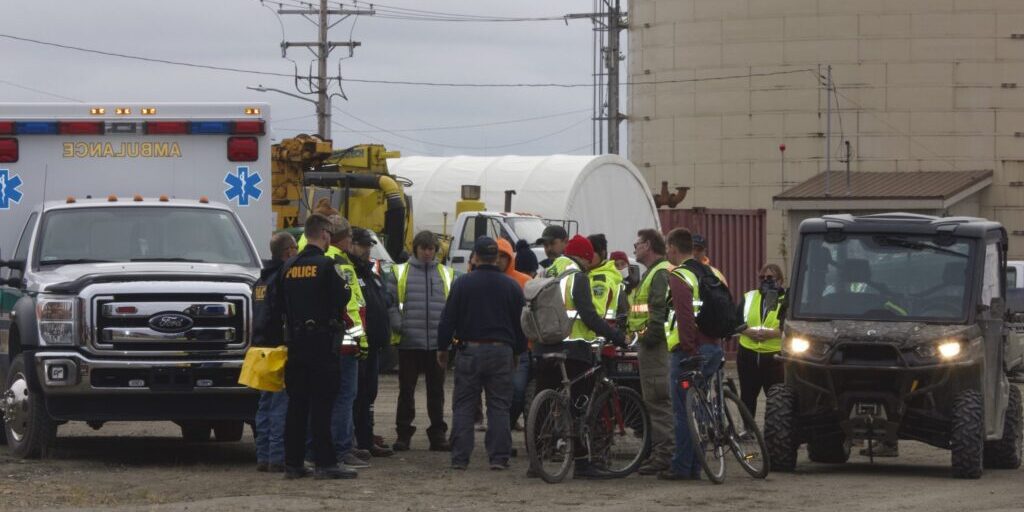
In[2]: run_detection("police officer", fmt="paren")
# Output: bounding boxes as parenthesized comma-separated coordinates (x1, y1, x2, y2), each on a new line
(264, 213, 355, 480)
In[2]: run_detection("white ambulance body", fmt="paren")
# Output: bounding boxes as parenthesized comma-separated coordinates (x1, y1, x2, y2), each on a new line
(0, 103, 272, 258)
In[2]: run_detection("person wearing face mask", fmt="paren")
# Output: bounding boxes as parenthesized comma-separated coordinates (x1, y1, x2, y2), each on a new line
(736, 264, 788, 417)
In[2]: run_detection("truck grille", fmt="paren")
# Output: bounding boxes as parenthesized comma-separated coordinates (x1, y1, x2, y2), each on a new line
(92, 294, 247, 353)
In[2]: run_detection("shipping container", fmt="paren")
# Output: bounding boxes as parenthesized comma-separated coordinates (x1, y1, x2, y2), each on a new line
(658, 208, 767, 357)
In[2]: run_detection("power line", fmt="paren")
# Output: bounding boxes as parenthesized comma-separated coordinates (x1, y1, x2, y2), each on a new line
(331, 108, 590, 133)
(332, 105, 589, 150)
(0, 34, 816, 89)
(0, 79, 82, 102)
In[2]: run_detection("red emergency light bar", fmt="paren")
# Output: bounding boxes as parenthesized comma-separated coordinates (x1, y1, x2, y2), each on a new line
(144, 121, 189, 135)
(58, 122, 104, 135)
(0, 122, 14, 135)
(232, 120, 265, 135)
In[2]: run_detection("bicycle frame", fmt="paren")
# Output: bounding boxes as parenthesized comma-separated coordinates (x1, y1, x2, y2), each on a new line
(679, 361, 728, 444)
(549, 341, 629, 454)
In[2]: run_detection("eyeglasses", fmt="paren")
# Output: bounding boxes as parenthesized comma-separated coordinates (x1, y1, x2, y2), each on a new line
(633, 241, 647, 249)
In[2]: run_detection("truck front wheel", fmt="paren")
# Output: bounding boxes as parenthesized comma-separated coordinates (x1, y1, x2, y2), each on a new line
(951, 389, 984, 479)
(983, 385, 1022, 470)
(764, 384, 799, 472)
(2, 355, 57, 458)
(213, 421, 245, 442)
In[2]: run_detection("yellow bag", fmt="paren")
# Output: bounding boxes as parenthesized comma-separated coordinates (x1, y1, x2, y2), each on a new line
(238, 346, 288, 392)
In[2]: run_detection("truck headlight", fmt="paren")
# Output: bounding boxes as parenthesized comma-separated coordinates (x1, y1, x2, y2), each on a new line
(36, 295, 78, 345)
(789, 337, 811, 354)
(937, 340, 962, 359)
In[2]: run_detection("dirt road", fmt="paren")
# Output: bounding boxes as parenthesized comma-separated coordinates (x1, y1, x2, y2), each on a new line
(1, 375, 1022, 511)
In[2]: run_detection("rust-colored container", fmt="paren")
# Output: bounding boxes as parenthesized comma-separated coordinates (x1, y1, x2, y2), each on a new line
(658, 208, 767, 360)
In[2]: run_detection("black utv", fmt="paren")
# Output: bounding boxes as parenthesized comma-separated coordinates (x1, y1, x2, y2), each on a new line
(765, 213, 1024, 479)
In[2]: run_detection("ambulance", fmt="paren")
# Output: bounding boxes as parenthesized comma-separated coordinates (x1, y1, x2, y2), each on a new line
(0, 103, 272, 457)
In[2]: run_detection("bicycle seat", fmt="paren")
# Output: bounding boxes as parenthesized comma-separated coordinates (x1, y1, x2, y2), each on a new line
(540, 352, 568, 361)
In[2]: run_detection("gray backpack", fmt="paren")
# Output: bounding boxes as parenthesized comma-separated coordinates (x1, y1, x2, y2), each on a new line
(521, 271, 578, 345)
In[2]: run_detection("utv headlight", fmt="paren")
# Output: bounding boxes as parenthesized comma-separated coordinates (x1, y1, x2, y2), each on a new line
(937, 340, 962, 359)
(789, 337, 811, 354)
(36, 295, 79, 346)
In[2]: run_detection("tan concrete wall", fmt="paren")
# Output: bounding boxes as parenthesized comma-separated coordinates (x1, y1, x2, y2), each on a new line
(628, 0, 1024, 262)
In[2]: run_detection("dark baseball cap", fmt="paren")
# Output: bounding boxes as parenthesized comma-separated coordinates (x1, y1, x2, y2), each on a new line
(693, 234, 707, 248)
(536, 225, 569, 245)
(474, 236, 499, 257)
(352, 227, 376, 246)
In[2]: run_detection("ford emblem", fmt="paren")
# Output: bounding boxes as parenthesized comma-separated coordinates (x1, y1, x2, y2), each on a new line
(148, 312, 194, 333)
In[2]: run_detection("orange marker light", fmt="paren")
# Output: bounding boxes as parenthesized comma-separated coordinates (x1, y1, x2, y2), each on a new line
(107, 194, 118, 202)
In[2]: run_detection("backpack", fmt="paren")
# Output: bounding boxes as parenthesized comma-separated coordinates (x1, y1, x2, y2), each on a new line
(521, 271, 578, 345)
(681, 260, 742, 339)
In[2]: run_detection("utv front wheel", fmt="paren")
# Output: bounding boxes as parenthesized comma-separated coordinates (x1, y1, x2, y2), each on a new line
(951, 389, 984, 479)
(764, 384, 798, 472)
(983, 385, 1022, 470)
(2, 355, 58, 458)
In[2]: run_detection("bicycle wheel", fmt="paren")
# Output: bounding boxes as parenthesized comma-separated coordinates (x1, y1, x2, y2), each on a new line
(723, 389, 770, 478)
(526, 389, 574, 484)
(685, 386, 726, 484)
(588, 386, 651, 476)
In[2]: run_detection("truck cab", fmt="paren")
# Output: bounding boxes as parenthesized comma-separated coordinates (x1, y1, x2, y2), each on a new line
(0, 198, 261, 457)
(766, 213, 1024, 478)
(446, 211, 563, 273)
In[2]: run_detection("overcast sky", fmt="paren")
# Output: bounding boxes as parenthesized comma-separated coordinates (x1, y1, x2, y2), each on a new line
(1, 0, 616, 156)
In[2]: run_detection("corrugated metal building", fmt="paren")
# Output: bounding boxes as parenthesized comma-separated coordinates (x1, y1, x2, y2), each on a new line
(628, 0, 1024, 268)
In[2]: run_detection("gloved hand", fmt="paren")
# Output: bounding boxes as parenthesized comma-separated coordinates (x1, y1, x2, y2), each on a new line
(611, 331, 628, 349)
(358, 336, 369, 360)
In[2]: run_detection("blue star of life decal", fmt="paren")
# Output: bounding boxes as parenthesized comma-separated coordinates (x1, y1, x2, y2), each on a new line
(0, 169, 24, 210)
(224, 166, 262, 207)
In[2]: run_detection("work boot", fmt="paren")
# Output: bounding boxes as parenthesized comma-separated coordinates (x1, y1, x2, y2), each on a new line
(637, 458, 670, 476)
(373, 435, 386, 447)
(429, 439, 452, 452)
(283, 466, 310, 479)
(392, 437, 411, 452)
(314, 465, 358, 480)
(341, 453, 370, 468)
(860, 441, 899, 458)
(369, 444, 395, 457)
(573, 460, 616, 480)
(351, 448, 372, 461)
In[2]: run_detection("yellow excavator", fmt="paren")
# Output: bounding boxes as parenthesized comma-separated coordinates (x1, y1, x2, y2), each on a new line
(270, 135, 413, 260)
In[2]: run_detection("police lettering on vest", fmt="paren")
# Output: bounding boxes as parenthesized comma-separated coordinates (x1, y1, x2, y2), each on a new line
(286, 265, 319, 279)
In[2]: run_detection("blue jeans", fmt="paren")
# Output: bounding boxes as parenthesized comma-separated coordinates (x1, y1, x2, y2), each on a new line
(307, 354, 359, 461)
(255, 390, 288, 465)
(510, 351, 532, 425)
(670, 344, 724, 476)
(451, 343, 514, 467)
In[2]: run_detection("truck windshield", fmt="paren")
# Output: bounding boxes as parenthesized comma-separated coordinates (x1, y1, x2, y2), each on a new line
(506, 217, 549, 246)
(793, 233, 972, 322)
(36, 207, 258, 268)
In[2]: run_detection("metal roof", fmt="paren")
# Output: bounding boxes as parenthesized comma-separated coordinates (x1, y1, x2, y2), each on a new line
(774, 170, 993, 201)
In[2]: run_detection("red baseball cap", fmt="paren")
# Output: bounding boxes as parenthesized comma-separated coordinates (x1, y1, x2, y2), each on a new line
(610, 251, 629, 265)
(564, 235, 595, 263)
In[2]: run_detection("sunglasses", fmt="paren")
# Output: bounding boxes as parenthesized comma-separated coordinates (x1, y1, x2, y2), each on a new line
(759, 275, 776, 280)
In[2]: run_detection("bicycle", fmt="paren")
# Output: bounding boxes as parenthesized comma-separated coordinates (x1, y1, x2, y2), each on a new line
(526, 339, 651, 484)
(678, 354, 770, 484)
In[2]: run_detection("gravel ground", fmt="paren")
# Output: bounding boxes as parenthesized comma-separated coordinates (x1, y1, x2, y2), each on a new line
(1, 374, 1023, 511)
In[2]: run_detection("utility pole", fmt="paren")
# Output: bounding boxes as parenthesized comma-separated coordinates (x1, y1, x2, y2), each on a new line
(825, 65, 832, 197)
(277, 0, 374, 140)
(568, 0, 626, 155)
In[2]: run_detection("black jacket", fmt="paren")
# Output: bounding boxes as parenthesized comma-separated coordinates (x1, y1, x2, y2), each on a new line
(252, 259, 286, 347)
(351, 253, 391, 349)
(263, 244, 350, 365)
(534, 271, 626, 362)
(436, 265, 526, 354)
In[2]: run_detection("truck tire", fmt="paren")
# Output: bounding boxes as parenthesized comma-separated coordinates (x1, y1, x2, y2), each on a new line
(180, 422, 212, 442)
(807, 431, 851, 464)
(213, 421, 245, 442)
(983, 385, 1022, 470)
(2, 354, 57, 458)
(951, 389, 984, 479)
(764, 384, 799, 472)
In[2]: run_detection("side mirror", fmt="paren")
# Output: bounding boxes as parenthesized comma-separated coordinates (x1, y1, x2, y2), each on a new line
(3, 277, 23, 288)
(0, 260, 25, 271)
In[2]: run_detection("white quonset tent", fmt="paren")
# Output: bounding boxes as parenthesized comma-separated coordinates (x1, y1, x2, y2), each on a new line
(387, 154, 661, 254)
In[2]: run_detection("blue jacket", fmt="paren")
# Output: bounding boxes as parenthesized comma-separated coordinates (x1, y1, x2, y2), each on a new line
(437, 265, 527, 354)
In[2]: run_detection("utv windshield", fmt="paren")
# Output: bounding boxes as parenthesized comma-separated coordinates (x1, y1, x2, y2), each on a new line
(793, 233, 973, 322)
(36, 207, 259, 268)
